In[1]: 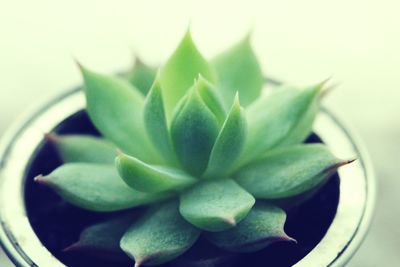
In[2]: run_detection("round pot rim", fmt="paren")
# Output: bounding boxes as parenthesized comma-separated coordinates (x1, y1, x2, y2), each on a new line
(0, 88, 376, 267)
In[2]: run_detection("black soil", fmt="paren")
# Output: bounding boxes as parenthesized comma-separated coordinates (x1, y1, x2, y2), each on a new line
(25, 111, 340, 267)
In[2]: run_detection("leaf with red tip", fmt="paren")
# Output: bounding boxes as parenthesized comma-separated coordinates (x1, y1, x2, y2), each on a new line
(120, 200, 201, 266)
(35, 163, 167, 212)
(206, 202, 294, 253)
(179, 179, 255, 232)
(235, 144, 353, 199)
(64, 212, 139, 261)
(47, 134, 116, 164)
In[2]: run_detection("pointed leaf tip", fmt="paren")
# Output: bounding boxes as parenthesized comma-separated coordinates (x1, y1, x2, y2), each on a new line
(44, 132, 59, 143)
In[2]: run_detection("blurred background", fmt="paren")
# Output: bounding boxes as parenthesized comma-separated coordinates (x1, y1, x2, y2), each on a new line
(0, 0, 398, 266)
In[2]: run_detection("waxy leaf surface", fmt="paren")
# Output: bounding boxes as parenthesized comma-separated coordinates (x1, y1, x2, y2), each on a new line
(212, 35, 263, 108)
(196, 76, 226, 125)
(120, 201, 201, 266)
(36, 163, 165, 211)
(48, 134, 116, 164)
(128, 57, 157, 95)
(240, 85, 321, 165)
(179, 179, 255, 232)
(206, 202, 293, 252)
(171, 88, 220, 176)
(235, 144, 348, 199)
(65, 212, 139, 260)
(161, 30, 216, 118)
(204, 94, 246, 178)
(80, 66, 161, 163)
(143, 74, 177, 165)
(116, 153, 197, 193)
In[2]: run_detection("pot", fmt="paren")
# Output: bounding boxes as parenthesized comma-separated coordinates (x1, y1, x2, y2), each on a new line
(0, 87, 375, 267)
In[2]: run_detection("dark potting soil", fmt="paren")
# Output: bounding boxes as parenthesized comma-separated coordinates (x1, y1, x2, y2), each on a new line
(25, 111, 340, 267)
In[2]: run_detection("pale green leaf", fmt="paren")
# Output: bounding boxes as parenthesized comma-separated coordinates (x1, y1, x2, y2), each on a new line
(127, 56, 157, 95)
(212, 34, 263, 108)
(120, 200, 201, 266)
(35, 163, 166, 212)
(46, 133, 116, 164)
(143, 73, 177, 165)
(206, 202, 294, 252)
(79, 66, 162, 164)
(115, 153, 197, 193)
(204, 94, 247, 178)
(170, 88, 220, 176)
(179, 179, 255, 232)
(239, 84, 322, 165)
(160, 30, 216, 118)
(235, 144, 352, 199)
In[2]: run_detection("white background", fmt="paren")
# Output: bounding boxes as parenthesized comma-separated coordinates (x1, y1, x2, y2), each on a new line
(0, 0, 399, 266)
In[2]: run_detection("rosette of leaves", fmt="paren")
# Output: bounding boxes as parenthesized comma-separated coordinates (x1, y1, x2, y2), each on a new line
(35, 30, 353, 267)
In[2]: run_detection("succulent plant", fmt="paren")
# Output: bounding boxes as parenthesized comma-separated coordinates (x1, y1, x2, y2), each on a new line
(35, 30, 353, 267)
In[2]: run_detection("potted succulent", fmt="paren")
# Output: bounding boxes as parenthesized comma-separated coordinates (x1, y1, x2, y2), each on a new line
(0, 30, 375, 267)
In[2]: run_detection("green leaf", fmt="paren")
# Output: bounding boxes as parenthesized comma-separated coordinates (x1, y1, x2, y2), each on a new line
(212, 34, 263, 108)
(204, 94, 247, 178)
(127, 56, 157, 95)
(46, 133, 116, 164)
(206, 202, 294, 253)
(115, 153, 197, 193)
(239, 84, 322, 165)
(171, 88, 220, 176)
(79, 66, 162, 164)
(143, 72, 177, 165)
(64, 211, 139, 260)
(35, 163, 166, 212)
(179, 179, 255, 232)
(120, 200, 201, 266)
(160, 30, 216, 118)
(235, 144, 353, 199)
(196, 75, 226, 125)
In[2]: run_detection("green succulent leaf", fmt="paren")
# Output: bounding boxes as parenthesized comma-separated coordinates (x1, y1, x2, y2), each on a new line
(204, 94, 247, 178)
(235, 144, 352, 199)
(116, 153, 197, 193)
(206, 202, 294, 253)
(212, 34, 263, 108)
(239, 84, 322, 165)
(64, 211, 139, 260)
(179, 179, 255, 232)
(171, 88, 220, 176)
(160, 30, 217, 118)
(196, 75, 226, 125)
(120, 200, 201, 266)
(46, 133, 116, 164)
(127, 56, 157, 95)
(35, 163, 166, 212)
(143, 73, 177, 165)
(79, 66, 161, 164)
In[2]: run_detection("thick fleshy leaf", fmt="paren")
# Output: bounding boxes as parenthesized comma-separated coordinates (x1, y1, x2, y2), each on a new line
(206, 202, 294, 252)
(171, 88, 220, 176)
(115, 153, 197, 193)
(64, 212, 139, 260)
(179, 179, 255, 232)
(212, 35, 263, 108)
(235, 144, 353, 199)
(35, 163, 166, 212)
(127, 56, 157, 95)
(80, 66, 161, 163)
(143, 73, 177, 165)
(196, 75, 226, 125)
(46, 133, 116, 164)
(239, 84, 322, 165)
(160, 30, 216, 118)
(204, 94, 247, 178)
(120, 200, 201, 266)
